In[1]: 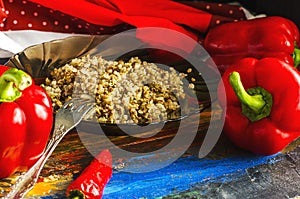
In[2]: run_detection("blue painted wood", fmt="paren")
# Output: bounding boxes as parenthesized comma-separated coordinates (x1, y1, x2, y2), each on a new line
(102, 153, 281, 199)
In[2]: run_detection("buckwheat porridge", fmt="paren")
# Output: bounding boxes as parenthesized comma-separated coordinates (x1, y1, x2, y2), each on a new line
(41, 55, 195, 124)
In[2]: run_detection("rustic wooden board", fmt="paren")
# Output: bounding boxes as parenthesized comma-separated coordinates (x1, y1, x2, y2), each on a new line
(0, 108, 299, 199)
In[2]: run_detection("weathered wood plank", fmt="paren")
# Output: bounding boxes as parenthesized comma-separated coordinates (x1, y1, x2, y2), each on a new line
(0, 109, 299, 198)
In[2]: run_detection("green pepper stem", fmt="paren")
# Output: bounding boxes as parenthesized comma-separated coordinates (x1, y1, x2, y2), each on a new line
(229, 72, 266, 113)
(0, 68, 32, 102)
(66, 190, 85, 199)
(293, 46, 300, 68)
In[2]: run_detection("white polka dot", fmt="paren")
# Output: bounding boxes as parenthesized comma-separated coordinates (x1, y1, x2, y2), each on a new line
(64, 25, 69, 29)
(216, 20, 220, 25)
(22, 0, 27, 4)
(229, 10, 234, 14)
(99, 27, 104, 31)
(13, 20, 18, 24)
(234, 19, 238, 22)
(0, 23, 4, 28)
(42, 21, 47, 26)
(206, 5, 210, 10)
(218, 3, 222, 7)
(28, 23, 32, 28)
(54, 21, 59, 26)
(77, 24, 82, 28)
(1, 8, 5, 12)
(33, 12, 38, 17)
(5, 10, 9, 15)
(8, 0, 13, 3)
(96, 32, 101, 34)
(20, 11, 25, 15)
(49, 10, 54, 13)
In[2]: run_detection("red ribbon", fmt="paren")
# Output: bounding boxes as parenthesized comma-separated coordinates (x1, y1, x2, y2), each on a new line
(0, 0, 246, 37)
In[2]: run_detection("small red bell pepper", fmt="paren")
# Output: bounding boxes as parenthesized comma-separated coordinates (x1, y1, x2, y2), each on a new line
(0, 66, 53, 178)
(218, 58, 300, 155)
(204, 16, 300, 74)
(66, 149, 112, 199)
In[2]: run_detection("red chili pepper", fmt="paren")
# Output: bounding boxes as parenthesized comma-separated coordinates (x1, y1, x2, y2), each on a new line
(204, 16, 300, 74)
(66, 149, 112, 199)
(218, 58, 300, 155)
(0, 66, 53, 178)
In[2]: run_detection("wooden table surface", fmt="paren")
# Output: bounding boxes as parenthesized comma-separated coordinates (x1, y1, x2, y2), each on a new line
(0, 107, 299, 199)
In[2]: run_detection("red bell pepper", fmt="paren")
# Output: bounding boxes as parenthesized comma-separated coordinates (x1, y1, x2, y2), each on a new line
(66, 149, 112, 199)
(0, 66, 53, 178)
(204, 16, 300, 74)
(218, 58, 300, 155)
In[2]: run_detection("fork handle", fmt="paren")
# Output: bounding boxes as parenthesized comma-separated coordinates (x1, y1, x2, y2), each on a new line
(4, 126, 67, 199)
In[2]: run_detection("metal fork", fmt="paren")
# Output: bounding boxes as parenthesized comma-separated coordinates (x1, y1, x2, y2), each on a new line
(4, 98, 95, 199)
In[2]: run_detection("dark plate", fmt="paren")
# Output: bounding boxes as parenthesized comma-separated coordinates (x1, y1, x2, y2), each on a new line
(5, 35, 220, 136)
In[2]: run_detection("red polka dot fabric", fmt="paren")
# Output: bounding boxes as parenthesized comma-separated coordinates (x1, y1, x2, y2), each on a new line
(0, 0, 246, 41)
(0, 0, 133, 34)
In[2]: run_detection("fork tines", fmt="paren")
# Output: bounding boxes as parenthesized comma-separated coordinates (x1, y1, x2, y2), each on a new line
(63, 96, 95, 110)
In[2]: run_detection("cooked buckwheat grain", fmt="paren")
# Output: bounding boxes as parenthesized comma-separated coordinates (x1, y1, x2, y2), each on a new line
(41, 55, 193, 124)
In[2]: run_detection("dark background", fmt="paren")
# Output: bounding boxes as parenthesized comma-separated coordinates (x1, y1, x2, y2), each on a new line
(212, 0, 300, 28)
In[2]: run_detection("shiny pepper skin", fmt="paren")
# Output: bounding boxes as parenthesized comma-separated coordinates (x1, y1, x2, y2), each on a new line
(218, 58, 300, 155)
(0, 66, 53, 178)
(204, 16, 300, 74)
(66, 149, 112, 199)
